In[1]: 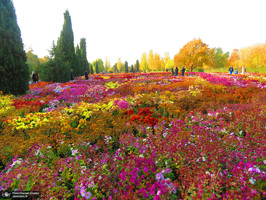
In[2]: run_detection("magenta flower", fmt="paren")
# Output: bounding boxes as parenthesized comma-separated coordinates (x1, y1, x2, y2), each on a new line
(153, 195, 161, 200)
(149, 185, 156, 195)
(130, 176, 136, 183)
(117, 100, 130, 109)
(143, 166, 149, 173)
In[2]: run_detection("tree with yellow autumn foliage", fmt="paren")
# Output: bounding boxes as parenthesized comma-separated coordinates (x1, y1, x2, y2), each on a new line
(174, 38, 214, 72)
(240, 43, 266, 69)
(227, 49, 241, 69)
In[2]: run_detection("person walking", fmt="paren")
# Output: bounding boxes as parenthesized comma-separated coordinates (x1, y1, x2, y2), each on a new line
(175, 67, 179, 76)
(229, 66, 234, 75)
(84, 70, 89, 80)
(35, 71, 39, 82)
(181, 67, 185, 76)
(171, 68, 174, 76)
(32, 72, 37, 83)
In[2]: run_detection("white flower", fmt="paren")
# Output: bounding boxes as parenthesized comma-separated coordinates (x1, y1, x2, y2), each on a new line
(202, 157, 206, 162)
(17, 173, 21, 178)
(139, 154, 144, 158)
(71, 149, 79, 156)
(248, 168, 253, 172)
(249, 177, 256, 185)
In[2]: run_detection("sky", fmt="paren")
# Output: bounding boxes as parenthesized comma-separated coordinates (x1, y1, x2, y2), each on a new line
(12, 0, 266, 66)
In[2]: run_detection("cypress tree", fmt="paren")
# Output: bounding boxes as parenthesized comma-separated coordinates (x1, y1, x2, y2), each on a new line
(80, 38, 89, 74)
(0, 0, 29, 95)
(90, 64, 94, 74)
(95, 61, 99, 74)
(56, 10, 79, 76)
(125, 61, 129, 73)
(130, 65, 134, 72)
(136, 60, 140, 72)
(75, 44, 82, 75)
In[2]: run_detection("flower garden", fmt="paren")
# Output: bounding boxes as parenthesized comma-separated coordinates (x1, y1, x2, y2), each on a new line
(0, 72, 265, 200)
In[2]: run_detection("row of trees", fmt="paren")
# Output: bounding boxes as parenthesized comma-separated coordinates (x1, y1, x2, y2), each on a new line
(139, 39, 230, 72)
(39, 10, 90, 82)
(228, 43, 266, 69)
(139, 38, 265, 72)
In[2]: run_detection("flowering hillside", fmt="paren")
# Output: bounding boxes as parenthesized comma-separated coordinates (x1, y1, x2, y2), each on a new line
(0, 72, 265, 200)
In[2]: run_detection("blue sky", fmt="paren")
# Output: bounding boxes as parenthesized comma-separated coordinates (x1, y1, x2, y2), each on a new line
(12, 0, 266, 66)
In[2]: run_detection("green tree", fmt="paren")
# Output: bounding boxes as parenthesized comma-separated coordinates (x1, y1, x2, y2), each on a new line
(56, 10, 79, 76)
(26, 49, 41, 75)
(80, 38, 89, 74)
(92, 59, 104, 73)
(112, 63, 118, 73)
(0, 0, 29, 95)
(135, 60, 140, 72)
(130, 64, 134, 72)
(212, 48, 229, 68)
(125, 61, 128, 73)
(40, 58, 70, 83)
(95, 61, 99, 74)
(90, 64, 94, 74)
(75, 44, 82, 76)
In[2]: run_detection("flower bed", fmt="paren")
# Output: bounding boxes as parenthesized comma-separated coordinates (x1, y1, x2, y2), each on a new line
(0, 72, 265, 199)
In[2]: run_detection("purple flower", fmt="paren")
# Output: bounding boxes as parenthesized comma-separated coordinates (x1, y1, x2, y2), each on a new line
(85, 191, 91, 199)
(130, 176, 136, 183)
(117, 100, 130, 109)
(153, 195, 161, 200)
(149, 185, 156, 195)
(155, 173, 164, 181)
(143, 166, 149, 173)
(80, 188, 86, 197)
(165, 168, 171, 173)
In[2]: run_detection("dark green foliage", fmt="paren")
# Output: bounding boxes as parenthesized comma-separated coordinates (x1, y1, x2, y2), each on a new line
(95, 61, 99, 74)
(0, 0, 29, 95)
(130, 65, 134, 72)
(90, 64, 94, 74)
(55, 10, 79, 77)
(79, 38, 89, 73)
(40, 58, 70, 83)
(112, 63, 118, 73)
(125, 61, 128, 73)
(135, 60, 140, 72)
(75, 44, 82, 76)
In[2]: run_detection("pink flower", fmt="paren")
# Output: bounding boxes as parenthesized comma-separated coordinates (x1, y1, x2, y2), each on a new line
(155, 173, 164, 181)
(130, 176, 136, 183)
(143, 166, 149, 173)
(117, 100, 130, 109)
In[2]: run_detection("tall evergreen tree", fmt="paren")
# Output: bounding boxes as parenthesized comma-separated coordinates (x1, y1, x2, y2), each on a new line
(75, 44, 82, 76)
(90, 64, 94, 74)
(130, 65, 134, 72)
(136, 60, 140, 72)
(80, 38, 89, 74)
(95, 61, 99, 74)
(56, 10, 79, 76)
(125, 61, 129, 73)
(0, 0, 29, 95)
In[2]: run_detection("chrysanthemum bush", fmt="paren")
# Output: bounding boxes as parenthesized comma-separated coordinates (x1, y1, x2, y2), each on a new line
(0, 72, 265, 199)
